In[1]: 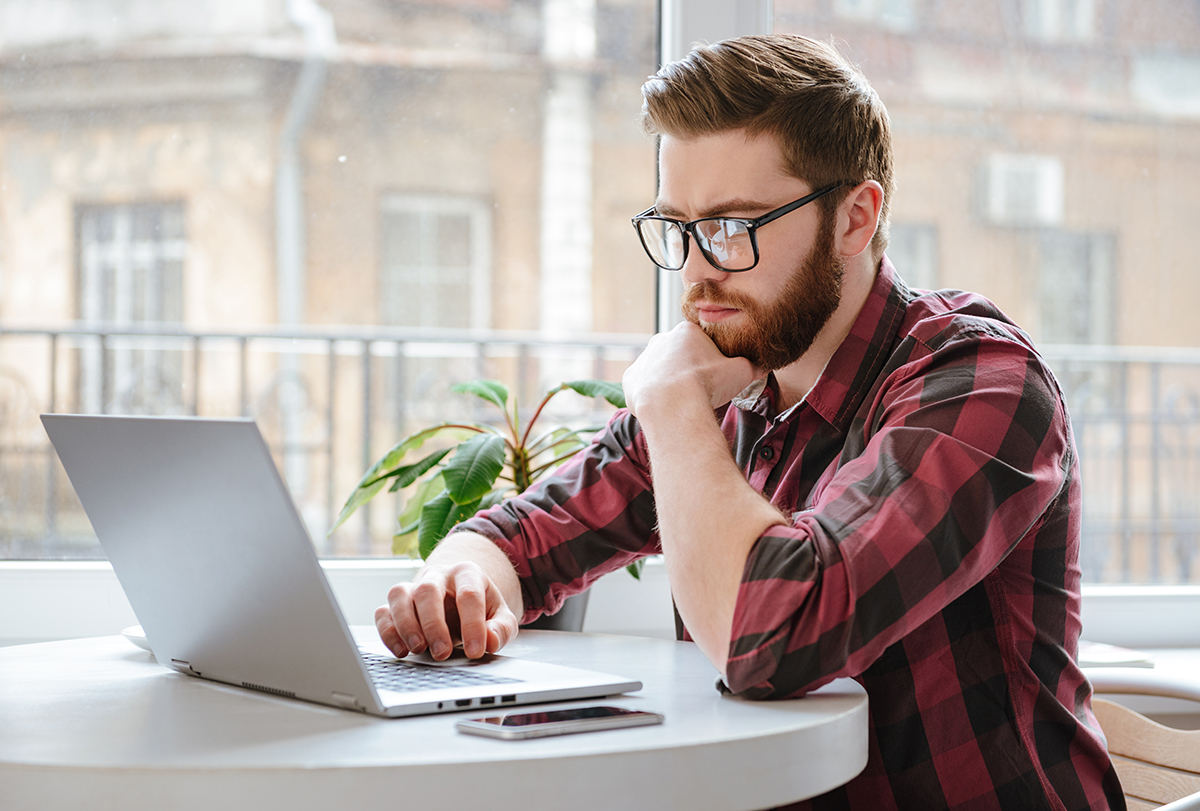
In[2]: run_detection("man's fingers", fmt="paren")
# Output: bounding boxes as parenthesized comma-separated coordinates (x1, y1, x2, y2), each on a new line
(411, 579, 454, 660)
(483, 581, 520, 654)
(374, 604, 410, 658)
(484, 614, 518, 654)
(376, 561, 521, 661)
(452, 569, 491, 658)
(385, 581, 432, 656)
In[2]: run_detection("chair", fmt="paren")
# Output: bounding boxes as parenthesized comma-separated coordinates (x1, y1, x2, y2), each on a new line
(1087, 667, 1200, 810)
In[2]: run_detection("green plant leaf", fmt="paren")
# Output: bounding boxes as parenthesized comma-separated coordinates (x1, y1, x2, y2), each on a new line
(417, 492, 482, 559)
(442, 433, 506, 505)
(402, 485, 505, 558)
(328, 423, 466, 535)
(392, 526, 418, 557)
(328, 478, 389, 537)
(564, 379, 626, 409)
(451, 379, 510, 412)
(625, 559, 644, 580)
(398, 474, 445, 530)
(361, 424, 462, 486)
(386, 447, 452, 492)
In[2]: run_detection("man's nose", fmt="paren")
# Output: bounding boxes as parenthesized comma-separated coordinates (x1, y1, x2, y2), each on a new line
(679, 244, 730, 287)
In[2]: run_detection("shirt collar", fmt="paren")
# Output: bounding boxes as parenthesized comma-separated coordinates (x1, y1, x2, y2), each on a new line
(732, 255, 910, 432)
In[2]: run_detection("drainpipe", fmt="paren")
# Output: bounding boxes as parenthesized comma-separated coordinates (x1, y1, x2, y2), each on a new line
(277, 0, 335, 330)
(276, 0, 335, 533)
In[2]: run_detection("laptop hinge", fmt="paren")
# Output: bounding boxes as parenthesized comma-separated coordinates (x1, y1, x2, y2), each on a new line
(170, 659, 201, 677)
(331, 691, 365, 711)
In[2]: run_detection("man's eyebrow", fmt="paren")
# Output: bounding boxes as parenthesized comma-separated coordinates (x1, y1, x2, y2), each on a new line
(653, 197, 777, 220)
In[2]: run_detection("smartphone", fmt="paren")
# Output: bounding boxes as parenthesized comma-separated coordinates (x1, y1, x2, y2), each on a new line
(455, 705, 664, 740)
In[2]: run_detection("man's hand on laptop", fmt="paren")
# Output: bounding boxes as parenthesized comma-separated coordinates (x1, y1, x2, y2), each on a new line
(376, 560, 520, 661)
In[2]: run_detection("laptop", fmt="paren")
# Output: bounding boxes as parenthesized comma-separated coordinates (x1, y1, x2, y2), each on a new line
(41, 413, 642, 718)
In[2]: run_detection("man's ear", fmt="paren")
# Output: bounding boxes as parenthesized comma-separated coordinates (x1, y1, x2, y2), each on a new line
(835, 180, 884, 258)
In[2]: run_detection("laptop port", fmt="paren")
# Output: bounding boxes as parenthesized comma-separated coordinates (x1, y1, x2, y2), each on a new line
(501, 695, 517, 704)
(481, 696, 496, 705)
(456, 699, 472, 707)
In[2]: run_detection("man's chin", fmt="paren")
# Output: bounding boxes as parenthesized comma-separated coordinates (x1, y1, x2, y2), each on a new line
(684, 312, 766, 365)
(703, 328, 759, 365)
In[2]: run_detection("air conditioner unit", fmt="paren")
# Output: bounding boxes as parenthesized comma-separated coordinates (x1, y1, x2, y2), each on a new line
(1022, 0, 1096, 43)
(979, 154, 1065, 227)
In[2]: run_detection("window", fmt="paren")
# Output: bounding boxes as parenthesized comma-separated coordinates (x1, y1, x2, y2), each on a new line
(1039, 230, 1115, 346)
(75, 202, 187, 414)
(4, 1, 1200, 648)
(380, 195, 491, 330)
(887, 223, 939, 290)
(0, 0, 659, 561)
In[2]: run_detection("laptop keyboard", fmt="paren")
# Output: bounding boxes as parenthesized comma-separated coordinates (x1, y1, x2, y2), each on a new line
(360, 651, 520, 692)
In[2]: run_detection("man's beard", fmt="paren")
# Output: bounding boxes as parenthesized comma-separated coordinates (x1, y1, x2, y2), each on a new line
(680, 211, 844, 371)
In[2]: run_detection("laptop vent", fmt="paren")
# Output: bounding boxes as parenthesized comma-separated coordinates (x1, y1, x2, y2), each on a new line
(242, 682, 297, 699)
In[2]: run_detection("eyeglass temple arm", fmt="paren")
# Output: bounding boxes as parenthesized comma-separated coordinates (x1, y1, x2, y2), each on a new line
(751, 182, 847, 229)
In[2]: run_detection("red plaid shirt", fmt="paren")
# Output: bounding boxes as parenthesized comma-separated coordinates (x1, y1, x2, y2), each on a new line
(459, 258, 1123, 810)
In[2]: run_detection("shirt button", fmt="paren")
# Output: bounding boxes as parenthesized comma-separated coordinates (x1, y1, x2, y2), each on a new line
(759, 446, 774, 461)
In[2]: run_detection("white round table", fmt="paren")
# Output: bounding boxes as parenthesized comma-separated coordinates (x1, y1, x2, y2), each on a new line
(0, 629, 868, 811)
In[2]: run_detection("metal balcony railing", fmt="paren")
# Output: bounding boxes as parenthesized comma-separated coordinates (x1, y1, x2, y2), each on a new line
(1040, 345, 1200, 584)
(1, 324, 1198, 584)
(0, 322, 647, 559)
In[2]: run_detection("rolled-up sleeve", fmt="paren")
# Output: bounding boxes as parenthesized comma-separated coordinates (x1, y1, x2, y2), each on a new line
(454, 409, 661, 624)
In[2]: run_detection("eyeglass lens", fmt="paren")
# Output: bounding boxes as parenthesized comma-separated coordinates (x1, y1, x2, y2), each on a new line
(695, 219, 754, 269)
(637, 218, 756, 271)
(637, 218, 685, 269)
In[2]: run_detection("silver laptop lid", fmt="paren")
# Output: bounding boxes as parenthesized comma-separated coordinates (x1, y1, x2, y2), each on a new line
(41, 414, 384, 713)
(42, 414, 643, 718)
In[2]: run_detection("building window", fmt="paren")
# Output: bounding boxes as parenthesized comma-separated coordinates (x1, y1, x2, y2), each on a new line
(1039, 230, 1116, 345)
(74, 201, 186, 414)
(888, 223, 939, 290)
(380, 195, 492, 331)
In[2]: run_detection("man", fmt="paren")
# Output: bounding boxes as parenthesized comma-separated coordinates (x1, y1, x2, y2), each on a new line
(377, 35, 1124, 810)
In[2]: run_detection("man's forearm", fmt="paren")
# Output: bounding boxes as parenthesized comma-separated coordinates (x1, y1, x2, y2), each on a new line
(428, 531, 524, 620)
(637, 396, 787, 674)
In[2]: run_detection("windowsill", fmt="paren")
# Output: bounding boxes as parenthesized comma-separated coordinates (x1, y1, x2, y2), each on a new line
(0, 557, 677, 647)
(2, 559, 1199, 650)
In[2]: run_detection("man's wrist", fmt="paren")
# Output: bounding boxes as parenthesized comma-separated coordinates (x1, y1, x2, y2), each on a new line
(633, 380, 717, 433)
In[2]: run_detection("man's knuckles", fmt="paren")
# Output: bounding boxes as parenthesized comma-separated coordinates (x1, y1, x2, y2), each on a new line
(410, 579, 447, 604)
(387, 581, 418, 605)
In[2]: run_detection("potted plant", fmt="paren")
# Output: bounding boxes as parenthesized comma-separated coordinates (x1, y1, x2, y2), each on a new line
(330, 378, 638, 630)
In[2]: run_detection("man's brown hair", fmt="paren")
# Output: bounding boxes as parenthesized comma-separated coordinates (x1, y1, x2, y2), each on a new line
(641, 34, 893, 255)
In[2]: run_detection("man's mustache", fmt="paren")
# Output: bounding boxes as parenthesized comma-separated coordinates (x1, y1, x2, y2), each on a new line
(681, 281, 758, 317)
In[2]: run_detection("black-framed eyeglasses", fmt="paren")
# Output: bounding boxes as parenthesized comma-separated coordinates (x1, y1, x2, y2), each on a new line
(631, 183, 845, 272)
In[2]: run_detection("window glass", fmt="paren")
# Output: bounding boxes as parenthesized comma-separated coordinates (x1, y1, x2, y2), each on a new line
(75, 202, 187, 414)
(774, 0, 1200, 585)
(0, 0, 659, 559)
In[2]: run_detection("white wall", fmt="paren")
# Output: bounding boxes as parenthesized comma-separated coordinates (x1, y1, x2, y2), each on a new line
(0, 558, 677, 647)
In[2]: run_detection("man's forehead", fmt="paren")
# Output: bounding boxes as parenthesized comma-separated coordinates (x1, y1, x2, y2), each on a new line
(656, 131, 808, 217)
